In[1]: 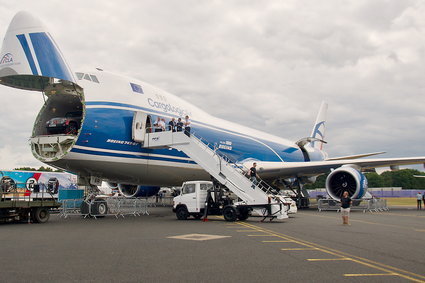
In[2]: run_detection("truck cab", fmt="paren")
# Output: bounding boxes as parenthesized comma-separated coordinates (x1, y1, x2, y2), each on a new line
(173, 181, 213, 220)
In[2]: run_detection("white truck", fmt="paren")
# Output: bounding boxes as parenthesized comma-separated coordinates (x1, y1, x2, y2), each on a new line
(173, 181, 292, 222)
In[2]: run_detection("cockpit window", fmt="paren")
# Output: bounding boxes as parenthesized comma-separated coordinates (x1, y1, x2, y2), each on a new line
(75, 72, 100, 83)
(90, 75, 99, 83)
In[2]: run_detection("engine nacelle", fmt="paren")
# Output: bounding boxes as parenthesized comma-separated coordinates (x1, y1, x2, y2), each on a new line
(325, 167, 368, 200)
(117, 184, 160, 198)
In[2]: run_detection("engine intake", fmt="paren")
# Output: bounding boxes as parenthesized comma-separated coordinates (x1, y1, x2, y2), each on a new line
(325, 167, 368, 200)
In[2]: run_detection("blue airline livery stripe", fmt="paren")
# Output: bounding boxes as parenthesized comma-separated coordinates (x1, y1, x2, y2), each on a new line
(16, 34, 38, 75)
(29, 32, 73, 82)
(312, 121, 325, 138)
(71, 147, 197, 164)
(85, 101, 292, 151)
(78, 107, 308, 163)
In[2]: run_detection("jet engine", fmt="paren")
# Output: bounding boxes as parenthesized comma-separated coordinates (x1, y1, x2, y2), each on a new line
(325, 166, 368, 200)
(117, 184, 160, 198)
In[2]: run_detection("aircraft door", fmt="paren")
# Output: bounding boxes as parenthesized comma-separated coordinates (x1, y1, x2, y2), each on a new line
(132, 111, 148, 143)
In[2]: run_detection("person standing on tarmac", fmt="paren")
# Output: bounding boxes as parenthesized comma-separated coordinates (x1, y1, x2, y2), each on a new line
(423, 192, 425, 209)
(340, 191, 352, 225)
(416, 192, 422, 210)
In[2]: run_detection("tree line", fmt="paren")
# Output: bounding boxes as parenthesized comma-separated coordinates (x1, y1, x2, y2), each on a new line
(304, 169, 425, 190)
(13, 166, 63, 172)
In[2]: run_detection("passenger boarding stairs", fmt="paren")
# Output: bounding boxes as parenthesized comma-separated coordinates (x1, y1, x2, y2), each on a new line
(143, 131, 276, 205)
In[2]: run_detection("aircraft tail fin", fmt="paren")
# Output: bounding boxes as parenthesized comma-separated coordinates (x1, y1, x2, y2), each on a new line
(0, 11, 76, 91)
(310, 101, 328, 150)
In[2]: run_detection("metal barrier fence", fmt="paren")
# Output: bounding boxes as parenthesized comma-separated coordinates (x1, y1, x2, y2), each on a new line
(309, 188, 424, 198)
(149, 196, 174, 207)
(59, 197, 150, 218)
(318, 198, 388, 213)
(58, 199, 83, 218)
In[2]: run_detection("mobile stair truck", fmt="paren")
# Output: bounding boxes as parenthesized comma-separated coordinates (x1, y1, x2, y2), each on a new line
(141, 130, 289, 222)
(0, 185, 60, 223)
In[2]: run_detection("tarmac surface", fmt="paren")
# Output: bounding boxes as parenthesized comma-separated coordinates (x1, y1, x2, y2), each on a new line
(0, 206, 424, 282)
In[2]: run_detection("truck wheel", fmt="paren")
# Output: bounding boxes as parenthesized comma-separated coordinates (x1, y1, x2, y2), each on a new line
(223, 206, 237, 222)
(176, 206, 189, 220)
(31, 207, 50, 223)
(91, 199, 108, 217)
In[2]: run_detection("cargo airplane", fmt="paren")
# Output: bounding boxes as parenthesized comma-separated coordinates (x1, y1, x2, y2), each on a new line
(1, 12, 424, 202)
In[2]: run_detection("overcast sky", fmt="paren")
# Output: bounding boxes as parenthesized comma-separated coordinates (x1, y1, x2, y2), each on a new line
(0, 0, 424, 170)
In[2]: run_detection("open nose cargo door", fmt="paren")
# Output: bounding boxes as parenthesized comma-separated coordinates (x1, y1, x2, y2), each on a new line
(0, 11, 85, 162)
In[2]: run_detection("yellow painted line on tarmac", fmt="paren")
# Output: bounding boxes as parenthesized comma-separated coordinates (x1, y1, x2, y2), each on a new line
(262, 240, 292, 243)
(307, 258, 352, 261)
(281, 248, 319, 251)
(235, 230, 256, 232)
(235, 221, 425, 283)
(414, 229, 425, 232)
(344, 273, 398, 277)
(383, 212, 425, 218)
(247, 234, 276, 237)
(297, 212, 415, 230)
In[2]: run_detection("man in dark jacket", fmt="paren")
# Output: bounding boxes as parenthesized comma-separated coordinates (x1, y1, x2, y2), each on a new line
(340, 191, 352, 225)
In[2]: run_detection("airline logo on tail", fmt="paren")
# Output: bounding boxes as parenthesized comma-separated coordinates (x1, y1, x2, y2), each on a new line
(15, 32, 74, 82)
(0, 53, 13, 64)
(310, 102, 328, 150)
(312, 121, 325, 140)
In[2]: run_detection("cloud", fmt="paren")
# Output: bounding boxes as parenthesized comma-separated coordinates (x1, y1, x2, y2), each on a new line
(0, 0, 424, 171)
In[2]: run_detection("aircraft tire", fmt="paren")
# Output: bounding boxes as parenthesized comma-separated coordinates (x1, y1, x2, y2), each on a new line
(223, 206, 237, 222)
(91, 199, 108, 217)
(176, 206, 189, 220)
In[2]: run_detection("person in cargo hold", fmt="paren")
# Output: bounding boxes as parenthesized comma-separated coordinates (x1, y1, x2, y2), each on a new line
(46, 111, 82, 135)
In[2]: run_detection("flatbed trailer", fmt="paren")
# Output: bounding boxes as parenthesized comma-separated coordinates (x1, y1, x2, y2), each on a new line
(0, 193, 61, 223)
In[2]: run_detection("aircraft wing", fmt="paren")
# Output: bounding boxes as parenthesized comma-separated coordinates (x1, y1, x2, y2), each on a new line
(247, 156, 425, 179)
(326, 151, 386, 161)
